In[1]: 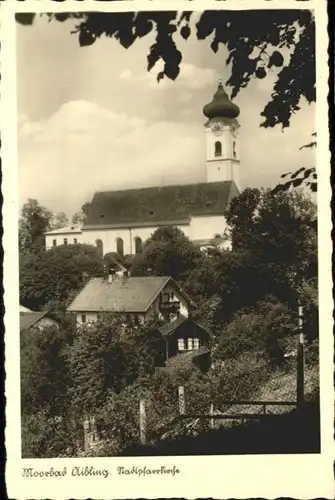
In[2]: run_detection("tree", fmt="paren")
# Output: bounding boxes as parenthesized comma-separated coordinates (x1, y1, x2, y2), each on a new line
(65, 314, 164, 417)
(20, 324, 73, 417)
(225, 187, 317, 304)
(130, 226, 202, 280)
(71, 201, 91, 226)
(50, 211, 69, 230)
(182, 188, 317, 324)
(19, 243, 105, 310)
(19, 199, 52, 253)
(214, 297, 297, 367)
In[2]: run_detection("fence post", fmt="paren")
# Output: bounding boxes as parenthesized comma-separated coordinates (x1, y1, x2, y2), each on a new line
(139, 399, 146, 445)
(297, 305, 305, 407)
(90, 416, 98, 442)
(83, 418, 90, 452)
(210, 403, 214, 429)
(178, 386, 185, 415)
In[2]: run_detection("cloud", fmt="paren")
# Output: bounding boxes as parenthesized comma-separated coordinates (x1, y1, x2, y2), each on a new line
(18, 101, 206, 216)
(120, 62, 218, 92)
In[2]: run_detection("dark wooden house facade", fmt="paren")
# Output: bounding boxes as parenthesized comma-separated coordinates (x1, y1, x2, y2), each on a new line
(159, 315, 212, 361)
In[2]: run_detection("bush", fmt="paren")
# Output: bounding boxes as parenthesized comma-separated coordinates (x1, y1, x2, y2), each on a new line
(21, 409, 75, 458)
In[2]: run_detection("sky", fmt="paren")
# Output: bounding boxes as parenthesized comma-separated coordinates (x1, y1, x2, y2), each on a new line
(17, 13, 316, 217)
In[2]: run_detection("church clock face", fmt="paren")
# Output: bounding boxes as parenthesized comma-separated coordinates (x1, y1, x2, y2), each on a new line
(211, 121, 224, 136)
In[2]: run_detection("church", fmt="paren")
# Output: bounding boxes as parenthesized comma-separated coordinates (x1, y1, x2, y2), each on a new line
(45, 80, 242, 256)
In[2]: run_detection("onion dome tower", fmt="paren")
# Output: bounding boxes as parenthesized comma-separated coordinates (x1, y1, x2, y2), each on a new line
(203, 79, 241, 192)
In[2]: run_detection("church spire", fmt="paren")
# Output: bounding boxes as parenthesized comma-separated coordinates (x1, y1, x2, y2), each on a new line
(203, 79, 240, 120)
(203, 80, 241, 192)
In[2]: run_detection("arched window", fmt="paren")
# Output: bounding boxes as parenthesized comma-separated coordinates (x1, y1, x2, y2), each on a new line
(96, 239, 103, 257)
(215, 141, 222, 157)
(134, 237, 142, 254)
(116, 238, 124, 257)
(233, 141, 237, 158)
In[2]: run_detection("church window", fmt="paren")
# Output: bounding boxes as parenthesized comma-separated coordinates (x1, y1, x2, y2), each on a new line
(116, 238, 124, 257)
(73, 238, 78, 244)
(233, 141, 236, 158)
(52, 239, 57, 247)
(215, 141, 222, 157)
(96, 239, 103, 257)
(63, 238, 68, 245)
(135, 237, 142, 254)
(81, 314, 86, 323)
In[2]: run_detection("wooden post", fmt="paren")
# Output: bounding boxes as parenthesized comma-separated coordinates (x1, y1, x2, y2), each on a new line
(178, 386, 185, 415)
(139, 399, 146, 445)
(210, 403, 214, 429)
(83, 418, 90, 451)
(297, 305, 305, 407)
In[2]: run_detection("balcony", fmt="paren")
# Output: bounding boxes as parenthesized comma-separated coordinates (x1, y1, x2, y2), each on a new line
(159, 300, 180, 316)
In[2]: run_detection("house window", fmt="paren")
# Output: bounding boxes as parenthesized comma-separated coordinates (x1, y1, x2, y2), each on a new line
(52, 239, 57, 247)
(64, 238, 68, 245)
(193, 338, 200, 350)
(185, 338, 200, 350)
(162, 292, 170, 302)
(178, 338, 186, 351)
(96, 239, 103, 257)
(215, 141, 222, 157)
(81, 314, 86, 323)
(134, 237, 142, 254)
(233, 141, 236, 158)
(73, 238, 78, 244)
(116, 238, 124, 257)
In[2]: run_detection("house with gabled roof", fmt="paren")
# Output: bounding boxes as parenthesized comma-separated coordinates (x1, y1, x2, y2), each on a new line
(20, 310, 59, 331)
(44, 80, 241, 256)
(67, 274, 196, 326)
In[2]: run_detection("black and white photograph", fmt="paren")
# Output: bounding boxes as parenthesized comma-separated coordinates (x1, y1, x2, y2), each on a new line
(3, 1, 333, 498)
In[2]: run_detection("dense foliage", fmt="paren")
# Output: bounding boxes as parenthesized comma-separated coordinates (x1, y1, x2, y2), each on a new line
(130, 226, 202, 280)
(20, 243, 105, 311)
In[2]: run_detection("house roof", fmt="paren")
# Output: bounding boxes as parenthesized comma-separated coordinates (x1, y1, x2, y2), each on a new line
(67, 276, 194, 313)
(45, 225, 82, 235)
(19, 305, 33, 313)
(20, 311, 49, 331)
(83, 181, 238, 229)
(158, 315, 213, 338)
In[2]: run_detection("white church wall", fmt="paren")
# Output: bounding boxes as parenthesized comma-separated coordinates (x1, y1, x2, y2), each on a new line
(80, 224, 191, 256)
(189, 215, 228, 240)
(82, 228, 131, 254)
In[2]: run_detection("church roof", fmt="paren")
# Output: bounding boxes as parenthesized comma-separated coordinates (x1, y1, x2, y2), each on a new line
(67, 276, 195, 313)
(203, 80, 240, 120)
(83, 181, 238, 229)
